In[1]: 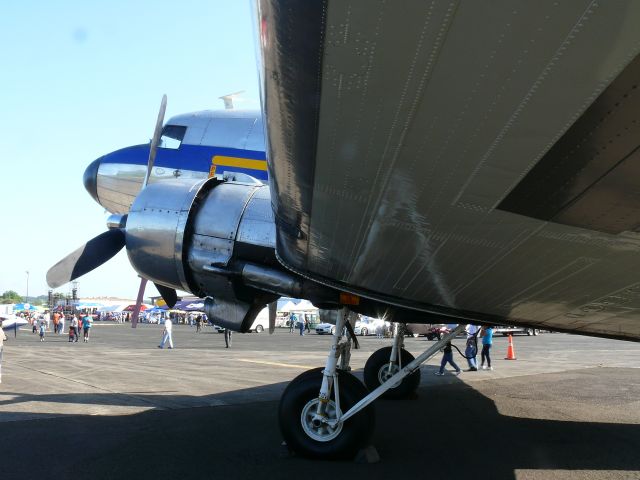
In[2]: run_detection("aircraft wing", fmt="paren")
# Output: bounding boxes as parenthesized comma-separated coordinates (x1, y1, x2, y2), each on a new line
(257, 0, 640, 341)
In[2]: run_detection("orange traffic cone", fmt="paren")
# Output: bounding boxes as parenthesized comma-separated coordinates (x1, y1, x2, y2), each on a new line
(504, 334, 517, 360)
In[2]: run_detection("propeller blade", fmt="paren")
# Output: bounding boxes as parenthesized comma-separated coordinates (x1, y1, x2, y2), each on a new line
(142, 94, 167, 188)
(155, 283, 178, 309)
(46, 229, 126, 288)
(131, 277, 148, 329)
(268, 301, 277, 334)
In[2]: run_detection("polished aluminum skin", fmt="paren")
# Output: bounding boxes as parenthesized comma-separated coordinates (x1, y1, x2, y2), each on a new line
(93, 110, 264, 214)
(258, 0, 640, 340)
(126, 179, 205, 292)
(126, 176, 276, 295)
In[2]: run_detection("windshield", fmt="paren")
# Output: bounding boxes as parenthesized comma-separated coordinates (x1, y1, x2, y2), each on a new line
(158, 125, 187, 149)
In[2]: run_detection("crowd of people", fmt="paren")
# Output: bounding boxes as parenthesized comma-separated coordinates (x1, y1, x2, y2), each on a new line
(17, 310, 94, 343)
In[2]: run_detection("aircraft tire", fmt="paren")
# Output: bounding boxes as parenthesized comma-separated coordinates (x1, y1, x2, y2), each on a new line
(363, 347, 420, 399)
(279, 368, 375, 460)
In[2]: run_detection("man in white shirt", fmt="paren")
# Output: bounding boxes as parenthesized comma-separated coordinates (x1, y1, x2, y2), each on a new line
(464, 324, 479, 371)
(0, 322, 7, 383)
(158, 318, 174, 349)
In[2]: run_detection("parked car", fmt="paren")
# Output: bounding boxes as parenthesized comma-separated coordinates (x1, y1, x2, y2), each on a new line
(405, 323, 450, 340)
(315, 323, 336, 335)
(214, 308, 268, 333)
(354, 318, 386, 336)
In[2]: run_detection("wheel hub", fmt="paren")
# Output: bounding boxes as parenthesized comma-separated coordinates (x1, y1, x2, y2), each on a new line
(378, 363, 401, 388)
(300, 398, 343, 442)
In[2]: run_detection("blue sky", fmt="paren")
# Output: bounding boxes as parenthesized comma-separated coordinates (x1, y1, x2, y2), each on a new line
(0, 1, 261, 300)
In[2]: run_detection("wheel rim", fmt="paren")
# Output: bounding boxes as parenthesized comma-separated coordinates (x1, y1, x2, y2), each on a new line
(377, 363, 401, 388)
(300, 398, 343, 442)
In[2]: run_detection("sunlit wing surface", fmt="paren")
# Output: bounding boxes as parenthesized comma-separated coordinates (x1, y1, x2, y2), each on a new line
(258, 0, 640, 341)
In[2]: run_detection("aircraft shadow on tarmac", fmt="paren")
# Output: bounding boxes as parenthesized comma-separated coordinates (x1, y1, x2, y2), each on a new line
(1, 365, 638, 479)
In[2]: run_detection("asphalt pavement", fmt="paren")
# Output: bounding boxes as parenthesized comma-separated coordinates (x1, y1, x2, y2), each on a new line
(0, 323, 639, 480)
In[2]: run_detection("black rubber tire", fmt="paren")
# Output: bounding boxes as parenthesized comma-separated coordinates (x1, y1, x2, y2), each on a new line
(330, 326, 336, 335)
(255, 325, 264, 333)
(279, 368, 375, 460)
(363, 347, 421, 399)
(361, 327, 368, 336)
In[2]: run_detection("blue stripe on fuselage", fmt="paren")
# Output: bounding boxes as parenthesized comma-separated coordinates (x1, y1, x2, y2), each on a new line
(100, 143, 268, 180)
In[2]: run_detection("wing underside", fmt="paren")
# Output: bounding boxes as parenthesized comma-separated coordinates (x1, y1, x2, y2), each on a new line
(258, 0, 640, 341)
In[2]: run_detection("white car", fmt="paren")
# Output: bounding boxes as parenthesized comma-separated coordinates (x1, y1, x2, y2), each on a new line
(215, 308, 268, 333)
(315, 323, 336, 335)
(354, 318, 386, 336)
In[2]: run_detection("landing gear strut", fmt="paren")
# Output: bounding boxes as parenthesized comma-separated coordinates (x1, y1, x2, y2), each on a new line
(279, 314, 465, 460)
(278, 309, 374, 459)
(363, 323, 420, 399)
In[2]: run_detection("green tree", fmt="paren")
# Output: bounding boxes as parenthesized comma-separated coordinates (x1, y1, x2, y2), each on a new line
(0, 290, 23, 304)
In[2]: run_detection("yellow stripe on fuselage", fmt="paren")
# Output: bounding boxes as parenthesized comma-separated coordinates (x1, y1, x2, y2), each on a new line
(212, 156, 268, 171)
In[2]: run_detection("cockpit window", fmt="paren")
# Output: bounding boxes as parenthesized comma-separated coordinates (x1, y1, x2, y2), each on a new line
(159, 125, 187, 149)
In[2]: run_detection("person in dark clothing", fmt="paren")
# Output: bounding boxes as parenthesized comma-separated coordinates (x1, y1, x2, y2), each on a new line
(435, 341, 461, 376)
(224, 328, 232, 348)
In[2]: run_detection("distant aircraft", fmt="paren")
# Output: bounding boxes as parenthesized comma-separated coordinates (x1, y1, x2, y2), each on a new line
(49, 0, 640, 461)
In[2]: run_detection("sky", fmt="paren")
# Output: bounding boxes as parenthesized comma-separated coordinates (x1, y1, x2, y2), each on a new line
(0, 0, 261, 300)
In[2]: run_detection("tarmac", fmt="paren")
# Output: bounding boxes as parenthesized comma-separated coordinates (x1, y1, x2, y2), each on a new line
(1, 323, 639, 480)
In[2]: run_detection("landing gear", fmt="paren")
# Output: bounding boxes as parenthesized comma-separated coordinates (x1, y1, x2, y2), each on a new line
(279, 310, 374, 459)
(363, 323, 420, 399)
(278, 368, 375, 459)
(364, 346, 420, 399)
(278, 311, 465, 460)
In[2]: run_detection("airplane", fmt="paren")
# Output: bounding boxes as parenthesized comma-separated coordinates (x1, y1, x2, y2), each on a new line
(47, 0, 640, 461)
(83, 108, 268, 215)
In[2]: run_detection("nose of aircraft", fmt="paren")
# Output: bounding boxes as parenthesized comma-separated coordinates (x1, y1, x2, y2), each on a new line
(83, 157, 101, 205)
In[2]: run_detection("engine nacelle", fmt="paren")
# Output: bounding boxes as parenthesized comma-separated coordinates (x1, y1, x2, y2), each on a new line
(126, 177, 276, 299)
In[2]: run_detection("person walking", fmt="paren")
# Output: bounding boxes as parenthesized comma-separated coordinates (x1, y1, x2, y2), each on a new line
(289, 313, 297, 333)
(464, 324, 479, 371)
(298, 315, 305, 336)
(82, 314, 92, 342)
(480, 326, 494, 370)
(435, 341, 461, 376)
(195, 315, 202, 333)
(304, 318, 311, 334)
(70, 315, 79, 342)
(224, 327, 232, 348)
(158, 318, 174, 349)
(39, 320, 46, 342)
(0, 322, 7, 383)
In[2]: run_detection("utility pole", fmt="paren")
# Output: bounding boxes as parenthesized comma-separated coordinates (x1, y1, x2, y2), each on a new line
(25, 270, 29, 303)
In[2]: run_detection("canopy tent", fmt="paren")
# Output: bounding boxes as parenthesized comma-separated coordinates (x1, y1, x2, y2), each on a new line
(291, 299, 317, 312)
(172, 300, 205, 312)
(123, 304, 152, 312)
(146, 306, 168, 314)
(97, 304, 126, 313)
(278, 300, 297, 313)
(0, 315, 28, 329)
(12, 303, 37, 312)
(75, 302, 104, 310)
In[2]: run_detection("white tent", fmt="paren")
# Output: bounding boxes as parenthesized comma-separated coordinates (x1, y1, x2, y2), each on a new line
(291, 299, 317, 312)
(279, 300, 296, 313)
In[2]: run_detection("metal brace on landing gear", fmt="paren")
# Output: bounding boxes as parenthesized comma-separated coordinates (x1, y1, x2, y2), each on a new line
(312, 309, 358, 426)
(379, 323, 406, 388)
(326, 324, 466, 427)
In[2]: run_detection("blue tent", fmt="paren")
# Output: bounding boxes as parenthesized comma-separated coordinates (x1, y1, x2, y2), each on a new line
(12, 303, 37, 312)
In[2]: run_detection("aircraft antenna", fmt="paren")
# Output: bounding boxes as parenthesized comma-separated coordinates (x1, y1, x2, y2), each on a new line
(219, 91, 245, 110)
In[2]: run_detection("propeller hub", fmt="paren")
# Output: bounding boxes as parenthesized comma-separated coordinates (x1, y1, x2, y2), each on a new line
(107, 214, 127, 230)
